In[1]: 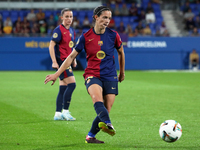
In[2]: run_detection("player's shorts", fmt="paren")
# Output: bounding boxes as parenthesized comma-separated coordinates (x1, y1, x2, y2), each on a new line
(85, 76, 118, 95)
(57, 59, 74, 80)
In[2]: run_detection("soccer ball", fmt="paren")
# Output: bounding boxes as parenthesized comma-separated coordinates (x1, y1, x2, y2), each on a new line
(159, 120, 182, 143)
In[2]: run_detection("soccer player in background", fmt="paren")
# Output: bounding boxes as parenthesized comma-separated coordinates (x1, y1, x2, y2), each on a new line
(49, 8, 76, 121)
(45, 6, 125, 143)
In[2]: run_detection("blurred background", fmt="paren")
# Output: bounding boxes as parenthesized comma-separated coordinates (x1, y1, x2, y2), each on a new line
(0, 0, 199, 71)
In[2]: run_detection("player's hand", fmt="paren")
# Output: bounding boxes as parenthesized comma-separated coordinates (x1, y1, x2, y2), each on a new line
(118, 72, 125, 82)
(44, 74, 57, 85)
(52, 62, 59, 69)
(72, 60, 77, 68)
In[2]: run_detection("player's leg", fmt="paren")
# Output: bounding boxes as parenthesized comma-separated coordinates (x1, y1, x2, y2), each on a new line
(85, 116, 104, 143)
(103, 94, 115, 113)
(60, 68, 76, 121)
(54, 78, 67, 120)
(98, 81, 118, 136)
(87, 80, 111, 124)
(85, 77, 114, 143)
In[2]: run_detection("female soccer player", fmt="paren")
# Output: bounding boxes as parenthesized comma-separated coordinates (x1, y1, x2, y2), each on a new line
(45, 6, 125, 143)
(49, 8, 76, 121)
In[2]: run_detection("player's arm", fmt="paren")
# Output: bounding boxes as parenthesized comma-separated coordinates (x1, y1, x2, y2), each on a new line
(49, 40, 59, 69)
(117, 45, 125, 82)
(72, 58, 77, 68)
(44, 49, 79, 85)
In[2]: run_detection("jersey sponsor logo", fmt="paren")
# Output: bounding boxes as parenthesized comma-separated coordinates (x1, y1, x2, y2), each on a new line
(96, 50, 106, 59)
(98, 41, 103, 46)
(53, 33, 58, 38)
(111, 87, 116, 89)
(70, 33, 72, 37)
(64, 32, 67, 34)
(69, 41, 74, 48)
(89, 38, 94, 41)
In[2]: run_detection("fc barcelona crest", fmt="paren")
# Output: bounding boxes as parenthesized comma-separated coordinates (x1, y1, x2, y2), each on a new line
(98, 41, 103, 46)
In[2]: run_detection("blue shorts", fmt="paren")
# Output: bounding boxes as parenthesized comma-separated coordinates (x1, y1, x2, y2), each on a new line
(85, 77, 118, 95)
(57, 59, 74, 80)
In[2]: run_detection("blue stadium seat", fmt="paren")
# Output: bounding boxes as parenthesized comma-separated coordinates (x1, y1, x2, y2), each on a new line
(189, 4, 197, 11)
(11, 11, 19, 17)
(142, 0, 150, 7)
(2, 10, 10, 20)
(148, 23, 156, 30)
(121, 16, 130, 27)
(142, 0, 150, 4)
(72, 10, 78, 17)
(45, 10, 53, 18)
(78, 17, 85, 26)
(19, 10, 26, 19)
(132, 22, 138, 30)
(129, 16, 138, 23)
(156, 17, 163, 26)
(86, 10, 93, 18)
(53, 10, 61, 16)
(113, 16, 121, 27)
(110, 4, 115, 9)
(193, 10, 199, 16)
(10, 10, 19, 22)
(152, 3, 160, 11)
(155, 11, 162, 18)
(78, 10, 87, 18)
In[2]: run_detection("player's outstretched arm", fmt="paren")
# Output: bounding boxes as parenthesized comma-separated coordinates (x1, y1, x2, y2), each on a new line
(44, 49, 79, 85)
(117, 46, 125, 82)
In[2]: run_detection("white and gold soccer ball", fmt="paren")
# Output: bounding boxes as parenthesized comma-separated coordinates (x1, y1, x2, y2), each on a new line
(159, 120, 182, 143)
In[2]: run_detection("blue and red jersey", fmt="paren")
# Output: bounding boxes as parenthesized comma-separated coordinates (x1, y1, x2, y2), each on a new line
(51, 24, 75, 61)
(75, 27, 122, 81)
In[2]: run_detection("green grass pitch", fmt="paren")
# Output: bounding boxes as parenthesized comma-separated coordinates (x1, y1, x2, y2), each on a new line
(0, 71, 199, 150)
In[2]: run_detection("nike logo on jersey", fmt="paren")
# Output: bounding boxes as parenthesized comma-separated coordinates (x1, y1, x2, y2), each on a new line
(64, 32, 67, 34)
(89, 38, 94, 41)
(111, 87, 116, 89)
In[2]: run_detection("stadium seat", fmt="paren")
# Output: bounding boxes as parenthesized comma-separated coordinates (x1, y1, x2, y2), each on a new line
(78, 10, 87, 18)
(113, 16, 121, 27)
(148, 23, 156, 31)
(86, 10, 93, 18)
(72, 10, 78, 17)
(189, 4, 197, 11)
(152, 3, 161, 11)
(132, 22, 138, 30)
(121, 16, 130, 27)
(129, 16, 138, 23)
(78, 17, 85, 26)
(44, 10, 53, 18)
(2, 10, 10, 20)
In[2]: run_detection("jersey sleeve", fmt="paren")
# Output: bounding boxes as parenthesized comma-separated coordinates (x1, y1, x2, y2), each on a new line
(51, 27, 62, 43)
(74, 34, 85, 53)
(114, 32, 122, 50)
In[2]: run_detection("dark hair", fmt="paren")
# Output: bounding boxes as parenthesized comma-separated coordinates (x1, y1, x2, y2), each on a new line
(61, 8, 72, 16)
(92, 5, 110, 21)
